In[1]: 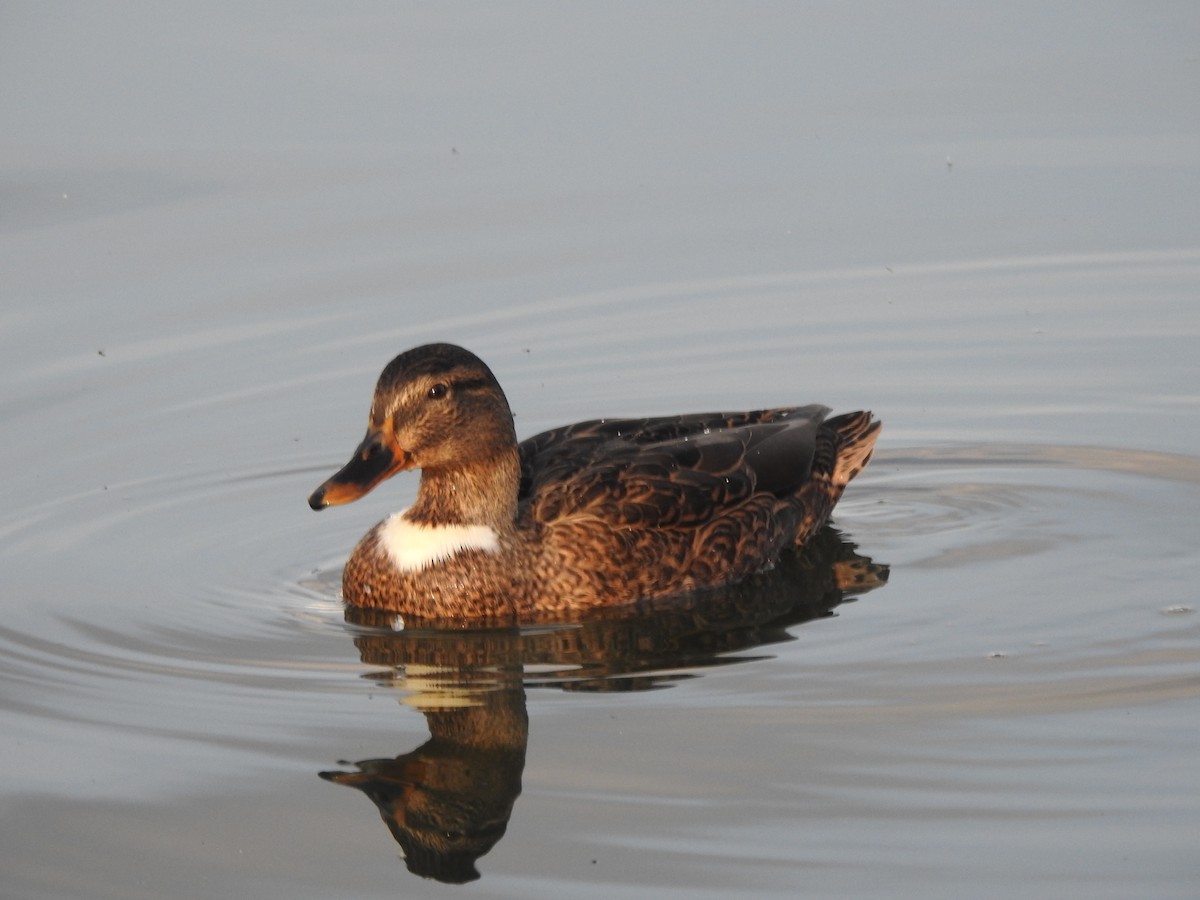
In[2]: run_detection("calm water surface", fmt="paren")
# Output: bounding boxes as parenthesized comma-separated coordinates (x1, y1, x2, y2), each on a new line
(3, 5, 1199, 899)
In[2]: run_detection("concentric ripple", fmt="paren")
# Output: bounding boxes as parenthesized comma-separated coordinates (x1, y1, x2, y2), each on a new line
(2, 439, 1198, 800)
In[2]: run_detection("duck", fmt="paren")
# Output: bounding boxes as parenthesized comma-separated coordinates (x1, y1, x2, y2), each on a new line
(308, 343, 880, 626)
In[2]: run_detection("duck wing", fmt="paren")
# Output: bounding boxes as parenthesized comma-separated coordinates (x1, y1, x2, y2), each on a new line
(518, 406, 833, 527)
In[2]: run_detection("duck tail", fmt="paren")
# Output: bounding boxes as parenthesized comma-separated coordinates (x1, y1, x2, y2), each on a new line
(826, 411, 881, 489)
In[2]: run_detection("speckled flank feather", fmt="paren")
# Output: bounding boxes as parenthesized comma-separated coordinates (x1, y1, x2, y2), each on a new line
(309, 343, 880, 626)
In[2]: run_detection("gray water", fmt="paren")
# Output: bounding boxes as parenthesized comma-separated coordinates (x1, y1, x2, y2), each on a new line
(3, 4, 1199, 898)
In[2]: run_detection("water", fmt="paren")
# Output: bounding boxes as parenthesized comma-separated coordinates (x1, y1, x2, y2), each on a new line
(3, 5, 1199, 899)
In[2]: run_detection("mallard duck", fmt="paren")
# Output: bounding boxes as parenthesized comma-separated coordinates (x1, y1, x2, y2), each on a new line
(308, 343, 880, 626)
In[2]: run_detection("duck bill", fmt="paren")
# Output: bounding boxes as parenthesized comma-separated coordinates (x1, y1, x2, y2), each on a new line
(308, 427, 412, 510)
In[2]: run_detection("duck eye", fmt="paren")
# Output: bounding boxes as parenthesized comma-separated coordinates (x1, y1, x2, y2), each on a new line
(427, 383, 449, 400)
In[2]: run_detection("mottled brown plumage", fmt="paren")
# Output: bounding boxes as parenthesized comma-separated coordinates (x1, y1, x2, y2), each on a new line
(309, 343, 880, 626)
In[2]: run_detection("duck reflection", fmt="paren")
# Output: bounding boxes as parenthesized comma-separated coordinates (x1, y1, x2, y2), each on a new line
(319, 526, 887, 884)
(319, 664, 527, 884)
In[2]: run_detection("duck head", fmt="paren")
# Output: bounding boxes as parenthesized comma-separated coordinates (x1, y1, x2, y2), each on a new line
(308, 343, 519, 514)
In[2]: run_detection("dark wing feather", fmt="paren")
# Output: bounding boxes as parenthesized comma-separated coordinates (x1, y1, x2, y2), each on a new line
(518, 406, 832, 528)
(518, 406, 829, 496)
